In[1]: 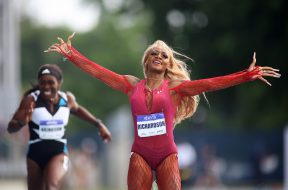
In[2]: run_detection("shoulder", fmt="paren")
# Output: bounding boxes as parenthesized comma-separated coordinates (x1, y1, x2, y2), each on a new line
(29, 90, 40, 101)
(64, 91, 79, 109)
(124, 75, 141, 87)
(65, 91, 76, 101)
(168, 79, 187, 89)
(63, 91, 77, 104)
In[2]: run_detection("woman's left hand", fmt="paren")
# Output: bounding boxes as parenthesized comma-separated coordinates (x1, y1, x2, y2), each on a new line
(248, 52, 281, 86)
(98, 123, 112, 143)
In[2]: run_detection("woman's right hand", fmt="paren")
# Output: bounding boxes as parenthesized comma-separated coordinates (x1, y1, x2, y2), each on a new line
(44, 32, 75, 56)
(25, 101, 35, 123)
(17, 98, 35, 126)
(8, 97, 35, 133)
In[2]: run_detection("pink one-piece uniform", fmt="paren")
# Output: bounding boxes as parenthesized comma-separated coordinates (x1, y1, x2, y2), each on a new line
(129, 80, 177, 170)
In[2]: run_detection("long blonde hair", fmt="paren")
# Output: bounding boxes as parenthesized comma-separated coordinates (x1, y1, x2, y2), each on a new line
(142, 40, 200, 126)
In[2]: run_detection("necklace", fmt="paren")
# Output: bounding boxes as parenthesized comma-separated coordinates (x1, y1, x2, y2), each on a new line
(145, 84, 152, 92)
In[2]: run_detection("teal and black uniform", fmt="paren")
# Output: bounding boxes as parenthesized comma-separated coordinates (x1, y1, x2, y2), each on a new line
(27, 90, 70, 169)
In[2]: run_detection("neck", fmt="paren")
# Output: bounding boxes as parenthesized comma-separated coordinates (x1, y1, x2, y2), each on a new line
(145, 71, 165, 80)
(145, 78, 164, 91)
(49, 94, 59, 105)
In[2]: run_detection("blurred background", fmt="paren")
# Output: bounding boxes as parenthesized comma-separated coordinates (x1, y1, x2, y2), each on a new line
(0, 0, 287, 189)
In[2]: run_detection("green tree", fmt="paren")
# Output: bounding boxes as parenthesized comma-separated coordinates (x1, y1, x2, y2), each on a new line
(141, 0, 288, 129)
(20, 3, 153, 134)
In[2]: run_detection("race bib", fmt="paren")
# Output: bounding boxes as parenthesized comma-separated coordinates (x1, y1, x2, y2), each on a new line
(39, 120, 65, 139)
(136, 112, 166, 137)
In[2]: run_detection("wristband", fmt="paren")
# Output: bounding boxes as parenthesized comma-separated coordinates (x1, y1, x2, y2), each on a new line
(13, 119, 26, 128)
(94, 119, 102, 128)
(18, 120, 26, 127)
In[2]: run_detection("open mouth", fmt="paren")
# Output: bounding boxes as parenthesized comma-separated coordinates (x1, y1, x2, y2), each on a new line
(153, 60, 162, 65)
(43, 91, 52, 96)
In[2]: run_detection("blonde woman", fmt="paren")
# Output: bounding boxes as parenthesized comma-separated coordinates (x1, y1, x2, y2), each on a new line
(45, 33, 280, 190)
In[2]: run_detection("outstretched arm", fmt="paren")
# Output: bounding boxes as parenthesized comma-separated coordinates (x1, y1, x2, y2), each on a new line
(45, 33, 135, 94)
(67, 92, 112, 143)
(171, 52, 281, 96)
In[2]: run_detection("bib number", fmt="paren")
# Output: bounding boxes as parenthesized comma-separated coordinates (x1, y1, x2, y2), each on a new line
(39, 120, 65, 139)
(136, 112, 166, 137)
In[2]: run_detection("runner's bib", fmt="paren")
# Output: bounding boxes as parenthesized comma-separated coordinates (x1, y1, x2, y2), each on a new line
(136, 112, 167, 137)
(39, 120, 65, 139)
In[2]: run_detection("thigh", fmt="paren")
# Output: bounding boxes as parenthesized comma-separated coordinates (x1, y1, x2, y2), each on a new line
(43, 153, 68, 190)
(27, 158, 44, 190)
(156, 153, 181, 190)
(127, 152, 153, 190)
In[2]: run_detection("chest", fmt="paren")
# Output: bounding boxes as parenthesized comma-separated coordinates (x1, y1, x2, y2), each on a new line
(129, 82, 175, 114)
(31, 106, 70, 126)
